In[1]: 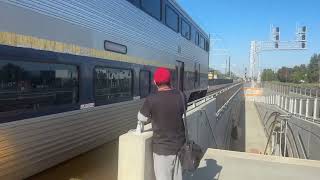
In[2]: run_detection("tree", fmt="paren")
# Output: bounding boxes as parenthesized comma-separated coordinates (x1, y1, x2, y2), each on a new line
(261, 69, 276, 81)
(262, 53, 319, 84)
(291, 64, 307, 83)
(277, 67, 292, 82)
(307, 54, 320, 83)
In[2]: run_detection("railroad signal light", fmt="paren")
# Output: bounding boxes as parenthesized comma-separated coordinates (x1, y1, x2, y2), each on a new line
(272, 26, 280, 48)
(296, 26, 307, 49)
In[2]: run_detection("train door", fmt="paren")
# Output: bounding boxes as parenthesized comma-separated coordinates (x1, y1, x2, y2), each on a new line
(176, 61, 184, 91)
(194, 62, 199, 88)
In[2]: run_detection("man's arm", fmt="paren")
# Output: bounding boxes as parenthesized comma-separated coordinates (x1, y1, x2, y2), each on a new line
(137, 97, 151, 123)
(137, 111, 149, 122)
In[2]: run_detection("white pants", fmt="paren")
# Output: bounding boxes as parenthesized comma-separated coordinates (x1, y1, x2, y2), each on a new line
(153, 153, 183, 180)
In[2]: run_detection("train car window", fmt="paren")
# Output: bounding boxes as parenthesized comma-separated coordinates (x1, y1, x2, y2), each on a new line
(127, 0, 140, 7)
(165, 5, 179, 32)
(205, 40, 210, 52)
(191, 27, 196, 44)
(139, 70, 151, 98)
(0, 60, 79, 114)
(181, 19, 191, 40)
(199, 35, 205, 49)
(94, 67, 133, 106)
(141, 0, 161, 20)
(195, 31, 200, 45)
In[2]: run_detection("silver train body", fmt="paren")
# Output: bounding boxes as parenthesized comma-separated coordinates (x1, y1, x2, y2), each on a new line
(0, 0, 209, 179)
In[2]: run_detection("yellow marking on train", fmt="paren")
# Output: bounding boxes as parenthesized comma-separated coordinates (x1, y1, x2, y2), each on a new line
(0, 32, 176, 69)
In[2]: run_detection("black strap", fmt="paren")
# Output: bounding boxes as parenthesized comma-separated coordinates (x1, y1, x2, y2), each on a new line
(180, 91, 189, 143)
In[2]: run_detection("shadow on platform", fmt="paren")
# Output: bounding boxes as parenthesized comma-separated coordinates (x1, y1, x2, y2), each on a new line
(184, 159, 222, 180)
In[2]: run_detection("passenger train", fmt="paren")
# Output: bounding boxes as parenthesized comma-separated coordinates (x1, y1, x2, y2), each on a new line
(0, 0, 210, 178)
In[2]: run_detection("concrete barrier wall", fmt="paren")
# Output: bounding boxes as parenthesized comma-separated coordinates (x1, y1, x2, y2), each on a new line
(255, 103, 320, 161)
(187, 99, 218, 150)
(208, 79, 233, 86)
(118, 125, 155, 180)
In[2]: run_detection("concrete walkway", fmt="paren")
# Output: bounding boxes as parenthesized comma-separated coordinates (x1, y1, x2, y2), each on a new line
(189, 148, 320, 180)
(245, 100, 268, 154)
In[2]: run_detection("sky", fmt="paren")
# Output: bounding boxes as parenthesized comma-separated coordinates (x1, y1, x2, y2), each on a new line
(177, 0, 320, 75)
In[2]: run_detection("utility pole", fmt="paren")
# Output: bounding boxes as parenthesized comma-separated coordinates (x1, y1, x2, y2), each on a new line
(225, 58, 228, 77)
(229, 56, 231, 78)
(318, 60, 320, 85)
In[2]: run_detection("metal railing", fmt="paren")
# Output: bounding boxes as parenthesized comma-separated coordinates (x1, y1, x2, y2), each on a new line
(262, 82, 319, 98)
(187, 83, 243, 112)
(256, 94, 320, 124)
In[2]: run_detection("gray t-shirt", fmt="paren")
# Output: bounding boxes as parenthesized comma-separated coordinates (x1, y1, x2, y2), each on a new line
(140, 89, 186, 155)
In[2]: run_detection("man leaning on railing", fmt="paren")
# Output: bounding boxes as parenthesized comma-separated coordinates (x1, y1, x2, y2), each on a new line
(137, 67, 186, 180)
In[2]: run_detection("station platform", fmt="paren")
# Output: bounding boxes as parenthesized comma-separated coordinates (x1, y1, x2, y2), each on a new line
(232, 87, 268, 154)
(189, 148, 320, 180)
(244, 100, 268, 153)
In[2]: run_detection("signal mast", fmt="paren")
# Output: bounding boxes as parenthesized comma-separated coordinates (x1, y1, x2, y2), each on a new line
(249, 25, 307, 87)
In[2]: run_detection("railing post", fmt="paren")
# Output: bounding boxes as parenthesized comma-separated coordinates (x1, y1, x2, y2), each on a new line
(294, 98, 298, 115)
(273, 95, 275, 104)
(288, 98, 292, 112)
(292, 98, 295, 113)
(289, 86, 292, 94)
(314, 98, 319, 120)
(289, 98, 293, 113)
(299, 99, 304, 117)
(310, 89, 313, 97)
(306, 99, 310, 118)
(305, 88, 307, 96)
(285, 97, 288, 111)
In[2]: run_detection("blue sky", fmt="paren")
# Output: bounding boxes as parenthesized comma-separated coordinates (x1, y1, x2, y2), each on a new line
(177, 0, 320, 75)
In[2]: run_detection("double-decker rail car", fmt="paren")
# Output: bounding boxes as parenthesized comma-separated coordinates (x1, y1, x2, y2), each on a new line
(0, 0, 210, 178)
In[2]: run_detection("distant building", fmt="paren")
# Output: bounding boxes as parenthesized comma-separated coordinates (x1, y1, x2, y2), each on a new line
(208, 70, 218, 80)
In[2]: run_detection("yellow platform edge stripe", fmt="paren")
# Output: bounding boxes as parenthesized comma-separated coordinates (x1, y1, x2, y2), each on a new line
(0, 32, 177, 69)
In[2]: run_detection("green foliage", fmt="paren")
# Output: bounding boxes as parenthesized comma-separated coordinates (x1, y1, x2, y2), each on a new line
(277, 67, 292, 82)
(291, 64, 307, 83)
(262, 53, 319, 84)
(307, 54, 320, 83)
(261, 69, 276, 81)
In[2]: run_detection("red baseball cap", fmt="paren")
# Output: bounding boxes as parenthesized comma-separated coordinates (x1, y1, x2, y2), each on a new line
(154, 67, 171, 85)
